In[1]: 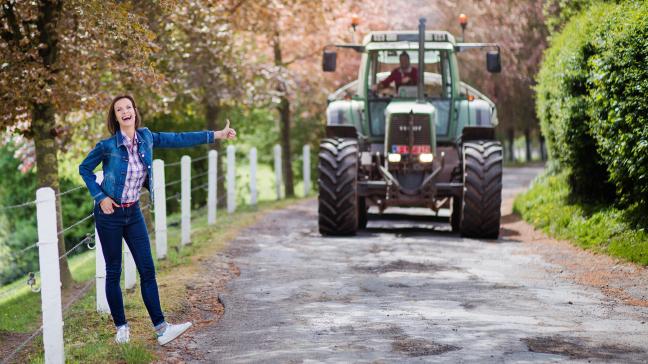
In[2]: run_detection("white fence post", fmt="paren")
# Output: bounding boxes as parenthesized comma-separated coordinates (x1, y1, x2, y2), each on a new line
(227, 145, 236, 214)
(123, 241, 136, 290)
(94, 172, 110, 313)
(152, 159, 167, 259)
(181, 155, 191, 245)
(250, 148, 257, 207)
(35, 187, 64, 364)
(303, 144, 311, 196)
(208, 150, 217, 225)
(274, 144, 282, 200)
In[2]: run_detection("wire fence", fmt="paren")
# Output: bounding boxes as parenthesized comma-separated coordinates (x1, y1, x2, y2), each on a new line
(0, 144, 313, 362)
(0, 150, 242, 295)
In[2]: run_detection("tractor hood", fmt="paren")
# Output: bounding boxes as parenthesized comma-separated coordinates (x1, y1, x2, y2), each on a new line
(384, 100, 437, 158)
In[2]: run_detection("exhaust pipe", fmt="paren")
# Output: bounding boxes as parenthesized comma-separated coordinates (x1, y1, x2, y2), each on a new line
(417, 17, 426, 103)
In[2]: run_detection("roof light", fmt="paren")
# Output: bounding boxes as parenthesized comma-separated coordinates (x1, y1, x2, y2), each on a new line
(351, 14, 360, 31)
(459, 14, 468, 28)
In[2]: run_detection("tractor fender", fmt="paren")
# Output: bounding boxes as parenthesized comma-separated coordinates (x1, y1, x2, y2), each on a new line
(326, 125, 358, 139)
(456, 99, 498, 131)
(462, 126, 496, 142)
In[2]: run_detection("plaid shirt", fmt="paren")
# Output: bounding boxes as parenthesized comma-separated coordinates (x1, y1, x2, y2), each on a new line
(120, 131, 147, 203)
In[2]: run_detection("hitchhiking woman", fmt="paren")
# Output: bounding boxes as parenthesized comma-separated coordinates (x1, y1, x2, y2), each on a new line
(79, 95, 236, 345)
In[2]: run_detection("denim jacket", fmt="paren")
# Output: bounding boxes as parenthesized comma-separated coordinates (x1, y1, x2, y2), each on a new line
(79, 127, 214, 205)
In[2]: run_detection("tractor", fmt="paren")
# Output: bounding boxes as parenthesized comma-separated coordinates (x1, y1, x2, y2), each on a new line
(318, 17, 503, 238)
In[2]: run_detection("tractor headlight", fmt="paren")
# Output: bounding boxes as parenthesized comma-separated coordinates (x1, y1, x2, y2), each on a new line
(387, 153, 401, 163)
(419, 153, 434, 163)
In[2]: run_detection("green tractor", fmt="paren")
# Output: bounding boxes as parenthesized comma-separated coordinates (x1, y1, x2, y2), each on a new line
(318, 17, 503, 238)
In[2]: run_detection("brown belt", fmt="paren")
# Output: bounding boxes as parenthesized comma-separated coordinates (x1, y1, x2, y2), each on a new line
(119, 201, 137, 208)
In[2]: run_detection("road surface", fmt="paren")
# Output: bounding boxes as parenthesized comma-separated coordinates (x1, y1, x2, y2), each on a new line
(183, 167, 647, 363)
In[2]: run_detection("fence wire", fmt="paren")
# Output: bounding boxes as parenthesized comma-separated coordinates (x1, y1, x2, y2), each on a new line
(59, 234, 95, 261)
(2, 154, 240, 307)
(59, 213, 95, 236)
(0, 199, 37, 211)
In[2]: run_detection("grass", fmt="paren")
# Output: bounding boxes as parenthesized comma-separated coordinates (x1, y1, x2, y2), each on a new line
(0, 252, 96, 333)
(17, 197, 305, 363)
(502, 160, 546, 168)
(0, 162, 311, 362)
(513, 171, 648, 265)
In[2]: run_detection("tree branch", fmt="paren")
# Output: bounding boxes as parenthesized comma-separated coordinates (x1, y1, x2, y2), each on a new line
(282, 48, 321, 67)
(227, 0, 248, 14)
(1, 2, 23, 45)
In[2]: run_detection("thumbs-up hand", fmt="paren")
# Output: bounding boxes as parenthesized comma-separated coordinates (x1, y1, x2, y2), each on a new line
(215, 119, 237, 140)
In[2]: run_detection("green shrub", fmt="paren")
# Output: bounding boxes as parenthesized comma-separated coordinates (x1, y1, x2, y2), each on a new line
(587, 1, 648, 207)
(536, 1, 647, 206)
(0, 144, 94, 285)
(535, 3, 615, 201)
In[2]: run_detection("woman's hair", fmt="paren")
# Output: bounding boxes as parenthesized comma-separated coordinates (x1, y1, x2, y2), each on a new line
(106, 95, 142, 135)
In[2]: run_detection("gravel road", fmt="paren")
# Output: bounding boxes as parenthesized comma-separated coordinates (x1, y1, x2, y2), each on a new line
(184, 167, 648, 363)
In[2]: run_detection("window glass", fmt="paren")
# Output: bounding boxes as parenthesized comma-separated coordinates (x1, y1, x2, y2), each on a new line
(367, 49, 453, 136)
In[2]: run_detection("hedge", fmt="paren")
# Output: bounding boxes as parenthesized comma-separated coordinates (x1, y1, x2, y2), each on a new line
(535, 1, 647, 207)
(587, 2, 648, 207)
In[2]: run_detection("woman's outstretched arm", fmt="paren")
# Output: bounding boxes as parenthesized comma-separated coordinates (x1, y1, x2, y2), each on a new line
(149, 120, 237, 148)
(150, 129, 215, 148)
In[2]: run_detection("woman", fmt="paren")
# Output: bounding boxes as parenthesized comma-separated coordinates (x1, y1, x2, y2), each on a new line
(79, 95, 236, 345)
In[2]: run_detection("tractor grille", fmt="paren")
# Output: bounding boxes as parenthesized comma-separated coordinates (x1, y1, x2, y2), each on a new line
(388, 114, 431, 151)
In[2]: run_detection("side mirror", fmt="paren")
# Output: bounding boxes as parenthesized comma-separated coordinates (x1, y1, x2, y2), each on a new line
(322, 50, 337, 72)
(486, 51, 501, 73)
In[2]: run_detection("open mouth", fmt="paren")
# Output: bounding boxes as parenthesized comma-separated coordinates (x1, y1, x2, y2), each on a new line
(122, 115, 132, 122)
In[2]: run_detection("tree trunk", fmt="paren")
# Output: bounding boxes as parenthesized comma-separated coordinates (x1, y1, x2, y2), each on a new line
(277, 96, 295, 197)
(30, 0, 73, 289)
(273, 32, 295, 197)
(205, 101, 226, 208)
(539, 134, 547, 161)
(507, 128, 515, 162)
(32, 103, 74, 289)
(524, 128, 532, 162)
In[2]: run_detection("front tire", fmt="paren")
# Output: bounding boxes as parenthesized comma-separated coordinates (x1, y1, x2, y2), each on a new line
(318, 138, 359, 236)
(459, 140, 503, 239)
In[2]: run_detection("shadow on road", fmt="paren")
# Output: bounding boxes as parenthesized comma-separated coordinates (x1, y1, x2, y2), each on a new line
(361, 211, 455, 238)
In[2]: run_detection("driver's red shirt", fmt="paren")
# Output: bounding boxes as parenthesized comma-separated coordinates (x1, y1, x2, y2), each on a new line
(379, 67, 418, 89)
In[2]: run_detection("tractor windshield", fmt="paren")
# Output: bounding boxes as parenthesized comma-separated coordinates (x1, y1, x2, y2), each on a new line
(367, 49, 453, 137)
(368, 49, 452, 98)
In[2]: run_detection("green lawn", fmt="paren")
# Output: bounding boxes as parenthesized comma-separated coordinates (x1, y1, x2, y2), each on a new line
(513, 171, 648, 265)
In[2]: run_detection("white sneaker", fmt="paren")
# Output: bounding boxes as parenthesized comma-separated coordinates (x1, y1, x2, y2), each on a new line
(115, 324, 130, 344)
(157, 322, 192, 345)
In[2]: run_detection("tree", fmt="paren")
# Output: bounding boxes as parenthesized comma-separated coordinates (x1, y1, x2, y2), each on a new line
(134, 0, 255, 204)
(228, 0, 329, 197)
(392, 0, 548, 161)
(0, 0, 158, 288)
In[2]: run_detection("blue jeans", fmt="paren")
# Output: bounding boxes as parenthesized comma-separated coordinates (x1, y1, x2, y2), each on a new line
(94, 202, 165, 328)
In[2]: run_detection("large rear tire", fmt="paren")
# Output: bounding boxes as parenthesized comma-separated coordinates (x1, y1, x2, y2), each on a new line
(459, 140, 503, 239)
(318, 138, 359, 235)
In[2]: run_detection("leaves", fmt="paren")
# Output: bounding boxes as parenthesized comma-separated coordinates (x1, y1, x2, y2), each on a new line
(536, 1, 648, 206)
(0, 0, 159, 132)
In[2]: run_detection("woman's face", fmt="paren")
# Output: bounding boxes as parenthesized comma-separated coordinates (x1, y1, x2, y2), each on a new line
(113, 98, 136, 130)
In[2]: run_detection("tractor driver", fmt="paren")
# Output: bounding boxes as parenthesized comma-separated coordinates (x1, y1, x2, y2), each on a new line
(371, 51, 418, 93)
